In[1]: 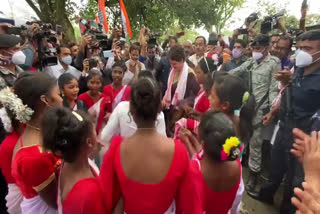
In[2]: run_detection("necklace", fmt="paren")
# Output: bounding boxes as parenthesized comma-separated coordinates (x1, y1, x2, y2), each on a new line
(26, 123, 40, 131)
(137, 128, 155, 131)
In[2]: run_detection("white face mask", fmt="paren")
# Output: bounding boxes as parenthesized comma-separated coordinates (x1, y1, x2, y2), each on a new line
(252, 51, 264, 61)
(295, 50, 320, 68)
(61, 55, 72, 65)
(11, 51, 26, 65)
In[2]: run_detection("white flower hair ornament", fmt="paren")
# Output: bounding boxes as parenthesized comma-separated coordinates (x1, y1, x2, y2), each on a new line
(0, 87, 34, 124)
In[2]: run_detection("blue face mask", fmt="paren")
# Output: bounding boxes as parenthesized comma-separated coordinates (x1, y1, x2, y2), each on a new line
(60, 55, 72, 65)
(148, 54, 155, 61)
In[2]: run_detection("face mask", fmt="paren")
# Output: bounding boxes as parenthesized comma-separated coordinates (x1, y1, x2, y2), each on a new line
(61, 55, 72, 65)
(295, 50, 320, 68)
(148, 54, 155, 61)
(11, 51, 26, 65)
(252, 51, 264, 61)
(232, 49, 243, 59)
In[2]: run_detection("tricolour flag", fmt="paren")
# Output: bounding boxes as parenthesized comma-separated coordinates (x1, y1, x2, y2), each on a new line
(119, 0, 132, 39)
(98, 0, 109, 34)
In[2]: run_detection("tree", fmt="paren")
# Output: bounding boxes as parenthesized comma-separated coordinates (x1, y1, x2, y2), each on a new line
(306, 14, 320, 26)
(254, 0, 303, 33)
(80, 0, 245, 37)
(25, 0, 77, 41)
(172, 0, 245, 33)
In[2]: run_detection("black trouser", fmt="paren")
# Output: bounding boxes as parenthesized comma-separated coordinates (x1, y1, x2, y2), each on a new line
(259, 124, 305, 214)
(0, 170, 8, 214)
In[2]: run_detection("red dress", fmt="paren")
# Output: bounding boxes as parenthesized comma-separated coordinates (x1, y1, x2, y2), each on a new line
(102, 84, 131, 113)
(61, 169, 105, 214)
(99, 136, 198, 214)
(190, 157, 241, 214)
(11, 139, 62, 199)
(96, 85, 131, 134)
(194, 89, 210, 113)
(78, 92, 104, 109)
(0, 131, 21, 184)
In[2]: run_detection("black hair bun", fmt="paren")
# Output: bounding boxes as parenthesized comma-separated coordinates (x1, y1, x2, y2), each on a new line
(41, 107, 93, 163)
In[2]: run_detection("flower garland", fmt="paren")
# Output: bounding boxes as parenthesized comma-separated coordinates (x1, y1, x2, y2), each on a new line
(0, 107, 13, 132)
(0, 87, 34, 124)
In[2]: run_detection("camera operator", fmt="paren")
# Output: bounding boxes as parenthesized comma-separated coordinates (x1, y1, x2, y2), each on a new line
(0, 34, 25, 89)
(44, 44, 81, 79)
(230, 34, 281, 192)
(74, 35, 92, 71)
(220, 39, 247, 72)
(248, 30, 320, 214)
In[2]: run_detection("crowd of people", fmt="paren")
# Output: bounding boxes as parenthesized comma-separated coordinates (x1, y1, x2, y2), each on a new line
(0, 3, 319, 214)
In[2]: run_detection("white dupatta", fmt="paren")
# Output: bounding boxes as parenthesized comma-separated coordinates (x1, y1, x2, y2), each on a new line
(88, 98, 104, 124)
(163, 62, 189, 109)
(112, 85, 127, 111)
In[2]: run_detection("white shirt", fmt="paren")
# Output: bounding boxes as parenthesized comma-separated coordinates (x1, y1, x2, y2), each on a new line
(123, 60, 146, 85)
(188, 54, 204, 67)
(100, 101, 167, 145)
(44, 60, 81, 80)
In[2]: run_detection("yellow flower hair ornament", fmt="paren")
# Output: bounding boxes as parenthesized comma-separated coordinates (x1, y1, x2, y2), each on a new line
(220, 137, 243, 161)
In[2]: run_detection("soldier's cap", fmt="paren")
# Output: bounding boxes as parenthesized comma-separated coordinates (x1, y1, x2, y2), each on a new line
(251, 34, 270, 47)
(0, 34, 21, 48)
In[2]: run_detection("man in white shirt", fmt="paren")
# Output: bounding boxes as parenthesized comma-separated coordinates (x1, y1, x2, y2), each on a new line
(100, 101, 166, 142)
(188, 36, 207, 67)
(44, 44, 81, 80)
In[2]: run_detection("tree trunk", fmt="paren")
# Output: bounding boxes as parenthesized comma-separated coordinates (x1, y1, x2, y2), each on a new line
(55, 0, 75, 42)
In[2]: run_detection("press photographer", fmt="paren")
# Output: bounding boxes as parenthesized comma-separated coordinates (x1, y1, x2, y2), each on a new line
(43, 44, 81, 79)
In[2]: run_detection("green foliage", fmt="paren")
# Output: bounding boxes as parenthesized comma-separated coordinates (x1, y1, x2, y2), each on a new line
(157, 21, 199, 44)
(79, 0, 245, 37)
(284, 15, 299, 30)
(306, 14, 320, 26)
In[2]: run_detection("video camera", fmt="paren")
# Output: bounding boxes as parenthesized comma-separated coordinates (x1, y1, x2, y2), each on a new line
(148, 32, 161, 46)
(79, 18, 111, 51)
(261, 9, 285, 34)
(237, 13, 259, 35)
(26, 21, 58, 70)
(6, 25, 27, 36)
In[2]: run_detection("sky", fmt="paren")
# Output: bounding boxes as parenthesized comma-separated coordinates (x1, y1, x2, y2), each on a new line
(1, 0, 320, 38)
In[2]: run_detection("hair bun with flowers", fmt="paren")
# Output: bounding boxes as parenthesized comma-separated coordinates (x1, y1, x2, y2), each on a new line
(220, 136, 244, 161)
(0, 87, 34, 132)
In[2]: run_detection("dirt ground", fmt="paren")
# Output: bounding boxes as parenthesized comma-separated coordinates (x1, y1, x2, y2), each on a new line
(241, 167, 282, 214)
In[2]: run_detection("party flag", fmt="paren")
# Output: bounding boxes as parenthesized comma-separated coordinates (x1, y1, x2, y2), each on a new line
(119, 0, 132, 38)
(98, 0, 109, 33)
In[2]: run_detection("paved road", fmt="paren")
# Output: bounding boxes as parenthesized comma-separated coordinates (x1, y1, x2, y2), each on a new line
(241, 167, 281, 214)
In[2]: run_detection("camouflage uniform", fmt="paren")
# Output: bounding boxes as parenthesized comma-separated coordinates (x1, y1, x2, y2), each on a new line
(230, 55, 281, 173)
(0, 66, 23, 90)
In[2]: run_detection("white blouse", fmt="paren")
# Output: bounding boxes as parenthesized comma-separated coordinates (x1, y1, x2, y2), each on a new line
(99, 101, 167, 145)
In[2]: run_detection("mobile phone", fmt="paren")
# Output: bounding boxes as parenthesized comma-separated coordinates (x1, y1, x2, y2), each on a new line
(81, 19, 87, 25)
(56, 25, 62, 35)
(103, 50, 113, 58)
